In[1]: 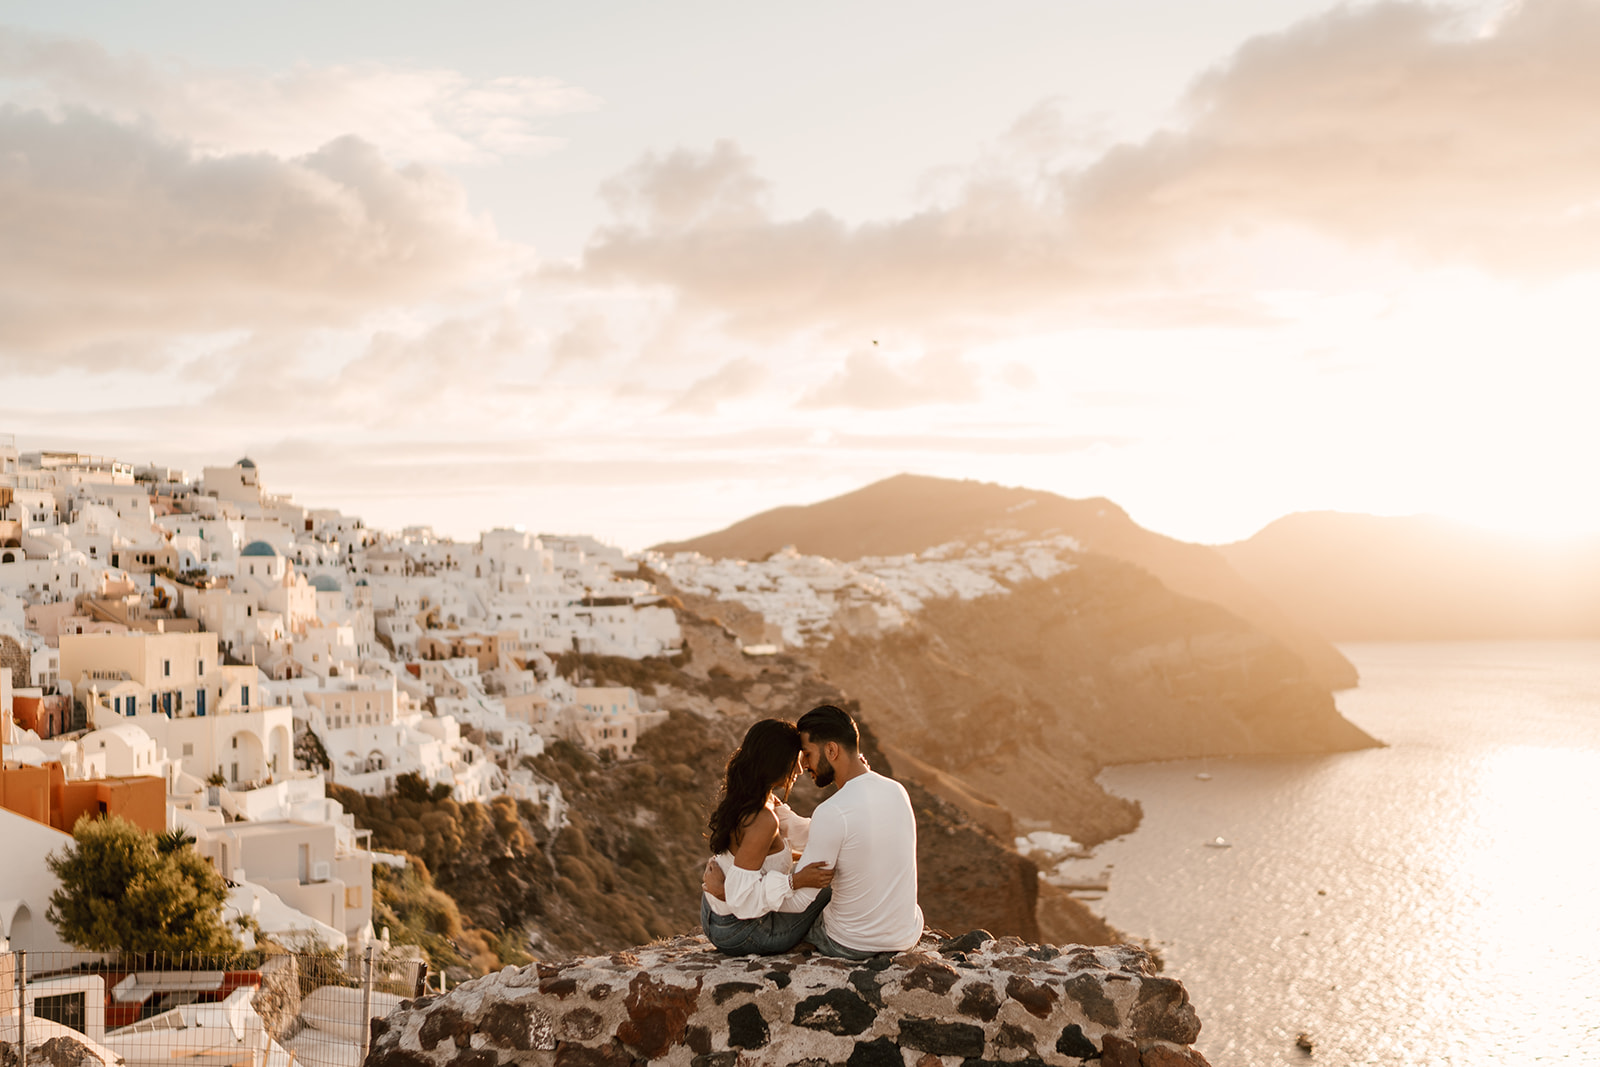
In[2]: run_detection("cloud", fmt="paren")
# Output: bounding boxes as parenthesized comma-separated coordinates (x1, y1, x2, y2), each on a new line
(579, 1, 1600, 337)
(1000, 362, 1039, 390)
(599, 139, 771, 232)
(186, 304, 537, 430)
(0, 108, 506, 362)
(549, 314, 614, 367)
(0, 26, 598, 163)
(1066, 0, 1600, 273)
(801, 350, 980, 410)
(666, 357, 767, 413)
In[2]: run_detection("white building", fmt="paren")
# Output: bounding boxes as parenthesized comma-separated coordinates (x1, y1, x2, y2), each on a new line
(201, 458, 263, 508)
(62, 631, 295, 788)
(0, 808, 77, 953)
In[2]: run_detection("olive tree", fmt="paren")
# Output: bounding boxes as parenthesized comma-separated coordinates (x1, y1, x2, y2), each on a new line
(46, 815, 241, 957)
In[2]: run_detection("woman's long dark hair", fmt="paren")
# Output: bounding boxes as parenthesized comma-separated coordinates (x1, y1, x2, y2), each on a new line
(707, 719, 801, 854)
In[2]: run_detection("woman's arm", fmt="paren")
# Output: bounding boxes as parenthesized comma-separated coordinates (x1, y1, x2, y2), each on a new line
(715, 807, 833, 918)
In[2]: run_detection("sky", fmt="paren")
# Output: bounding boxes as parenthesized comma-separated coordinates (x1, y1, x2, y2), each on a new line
(3, 0, 1599, 552)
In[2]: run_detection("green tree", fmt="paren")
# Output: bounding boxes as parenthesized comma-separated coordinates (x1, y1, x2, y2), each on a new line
(46, 815, 241, 956)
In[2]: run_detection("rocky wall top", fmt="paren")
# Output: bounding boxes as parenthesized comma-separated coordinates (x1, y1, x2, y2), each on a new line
(367, 930, 1209, 1067)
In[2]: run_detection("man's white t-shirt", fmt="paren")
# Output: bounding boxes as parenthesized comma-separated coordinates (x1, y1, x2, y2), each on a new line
(791, 770, 924, 953)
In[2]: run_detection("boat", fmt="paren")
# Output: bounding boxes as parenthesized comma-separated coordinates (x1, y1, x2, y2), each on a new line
(1204, 836, 1232, 848)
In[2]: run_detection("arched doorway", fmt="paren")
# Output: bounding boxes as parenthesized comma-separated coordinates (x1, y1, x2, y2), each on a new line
(268, 725, 292, 778)
(0, 899, 31, 952)
(229, 730, 266, 785)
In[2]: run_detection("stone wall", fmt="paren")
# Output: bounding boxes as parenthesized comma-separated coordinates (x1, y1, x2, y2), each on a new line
(367, 931, 1209, 1067)
(0, 634, 28, 693)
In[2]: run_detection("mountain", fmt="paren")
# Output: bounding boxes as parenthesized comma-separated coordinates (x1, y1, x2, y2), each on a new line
(1218, 512, 1600, 640)
(653, 473, 1358, 688)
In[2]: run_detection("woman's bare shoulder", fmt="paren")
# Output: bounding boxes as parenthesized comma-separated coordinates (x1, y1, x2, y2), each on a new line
(731, 804, 779, 849)
(741, 806, 779, 832)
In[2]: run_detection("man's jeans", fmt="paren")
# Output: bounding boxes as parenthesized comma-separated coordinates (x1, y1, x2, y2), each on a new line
(701, 888, 831, 955)
(804, 911, 884, 961)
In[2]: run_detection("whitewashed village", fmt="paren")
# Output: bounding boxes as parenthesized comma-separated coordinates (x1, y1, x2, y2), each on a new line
(0, 434, 692, 1067)
(0, 433, 1094, 1067)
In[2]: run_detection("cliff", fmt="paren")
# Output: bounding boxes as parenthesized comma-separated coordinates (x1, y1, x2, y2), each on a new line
(367, 931, 1210, 1067)
(652, 473, 1356, 690)
(810, 557, 1377, 847)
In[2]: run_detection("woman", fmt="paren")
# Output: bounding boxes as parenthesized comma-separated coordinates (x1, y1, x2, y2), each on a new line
(700, 718, 834, 954)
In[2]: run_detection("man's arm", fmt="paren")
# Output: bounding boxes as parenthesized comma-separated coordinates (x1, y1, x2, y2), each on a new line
(786, 802, 847, 908)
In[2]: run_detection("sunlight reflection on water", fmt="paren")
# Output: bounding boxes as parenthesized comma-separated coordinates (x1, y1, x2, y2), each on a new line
(1071, 643, 1600, 1066)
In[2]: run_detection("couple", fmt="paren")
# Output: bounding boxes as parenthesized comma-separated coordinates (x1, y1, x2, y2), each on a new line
(700, 704, 924, 959)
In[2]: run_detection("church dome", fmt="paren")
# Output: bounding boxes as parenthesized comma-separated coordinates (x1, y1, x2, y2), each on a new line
(241, 540, 280, 557)
(309, 574, 342, 592)
(237, 457, 257, 469)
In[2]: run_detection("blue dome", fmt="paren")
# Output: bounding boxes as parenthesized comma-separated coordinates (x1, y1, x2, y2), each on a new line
(237, 457, 257, 469)
(355, 578, 369, 586)
(309, 574, 341, 592)
(241, 541, 280, 557)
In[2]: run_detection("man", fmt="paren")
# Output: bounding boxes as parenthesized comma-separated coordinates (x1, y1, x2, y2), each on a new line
(705, 704, 925, 959)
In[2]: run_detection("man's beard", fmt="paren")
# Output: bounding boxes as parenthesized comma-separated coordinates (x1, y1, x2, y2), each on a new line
(811, 752, 836, 788)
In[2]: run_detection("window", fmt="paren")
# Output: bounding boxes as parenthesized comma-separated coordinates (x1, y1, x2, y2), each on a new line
(198, 660, 205, 676)
(163, 659, 171, 677)
(231, 736, 238, 749)
(241, 685, 249, 706)
(182, 743, 194, 757)
(33, 992, 86, 1035)
(345, 886, 363, 908)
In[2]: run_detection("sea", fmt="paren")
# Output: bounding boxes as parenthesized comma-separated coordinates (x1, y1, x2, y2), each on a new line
(1052, 642, 1600, 1066)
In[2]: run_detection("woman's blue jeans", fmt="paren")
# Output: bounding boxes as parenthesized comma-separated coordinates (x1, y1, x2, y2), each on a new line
(701, 888, 832, 955)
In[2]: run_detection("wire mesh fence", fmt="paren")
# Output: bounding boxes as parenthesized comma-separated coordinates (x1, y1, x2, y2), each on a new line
(2, 948, 427, 1067)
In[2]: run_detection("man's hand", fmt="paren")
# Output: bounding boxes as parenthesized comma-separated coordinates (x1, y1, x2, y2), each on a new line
(702, 858, 727, 901)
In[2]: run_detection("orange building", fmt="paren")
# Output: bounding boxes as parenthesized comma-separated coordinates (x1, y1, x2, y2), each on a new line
(0, 761, 165, 834)
(11, 693, 77, 739)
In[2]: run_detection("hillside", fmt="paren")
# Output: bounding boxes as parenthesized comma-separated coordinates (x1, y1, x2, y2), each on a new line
(1219, 512, 1600, 640)
(653, 473, 1358, 689)
(347, 606, 1118, 977)
(671, 554, 1376, 851)
(814, 557, 1375, 842)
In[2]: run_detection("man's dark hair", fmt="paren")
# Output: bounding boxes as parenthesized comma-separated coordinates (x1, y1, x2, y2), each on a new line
(796, 704, 859, 752)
